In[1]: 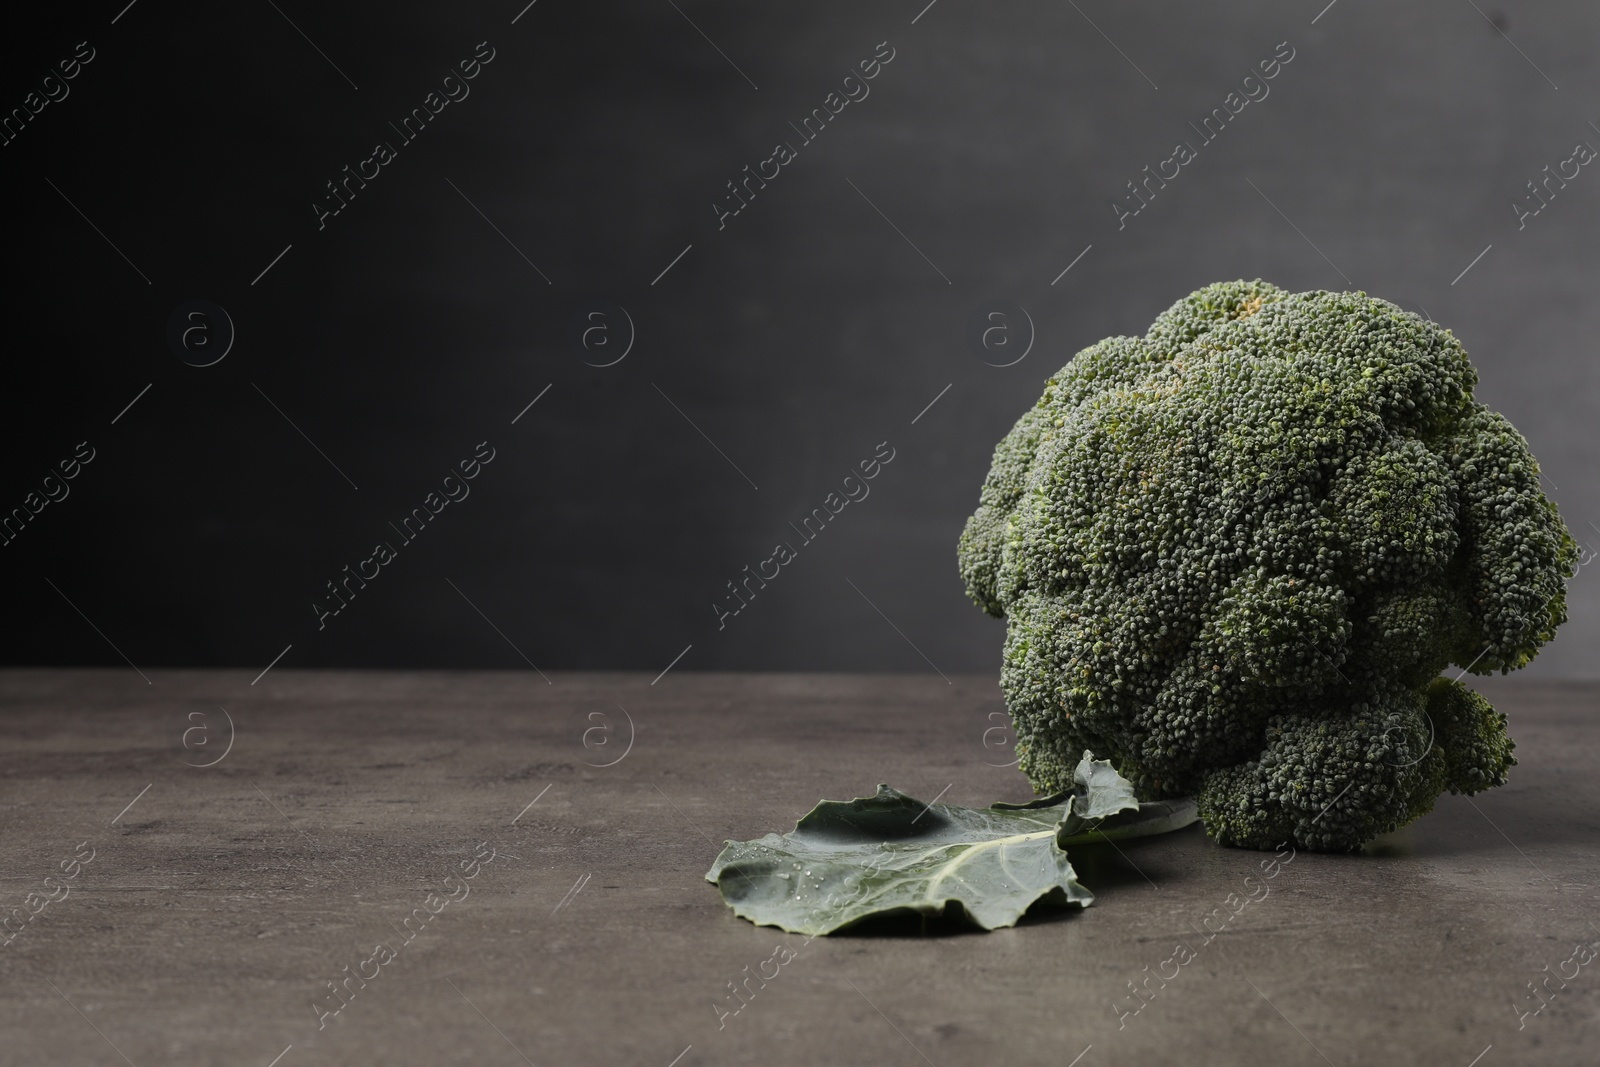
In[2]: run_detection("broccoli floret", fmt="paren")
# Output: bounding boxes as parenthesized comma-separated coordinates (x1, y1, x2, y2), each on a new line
(959, 281, 1577, 852)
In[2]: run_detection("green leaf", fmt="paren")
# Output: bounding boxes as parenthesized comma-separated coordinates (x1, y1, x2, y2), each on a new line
(705, 752, 1198, 934)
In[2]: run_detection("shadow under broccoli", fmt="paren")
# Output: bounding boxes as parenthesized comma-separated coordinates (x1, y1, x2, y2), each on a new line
(958, 280, 1579, 852)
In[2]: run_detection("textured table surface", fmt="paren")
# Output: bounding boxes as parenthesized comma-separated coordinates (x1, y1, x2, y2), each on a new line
(2, 669, 1597, 1067)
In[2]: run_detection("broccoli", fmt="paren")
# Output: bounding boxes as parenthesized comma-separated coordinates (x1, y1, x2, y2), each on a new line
(958, 280, 1579, 852)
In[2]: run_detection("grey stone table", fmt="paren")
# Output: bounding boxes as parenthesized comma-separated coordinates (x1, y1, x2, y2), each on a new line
(2, 669, 1597, 1066)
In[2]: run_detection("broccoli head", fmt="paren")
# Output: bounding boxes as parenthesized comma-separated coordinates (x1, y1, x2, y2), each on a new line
(958, 280, 1578, 852)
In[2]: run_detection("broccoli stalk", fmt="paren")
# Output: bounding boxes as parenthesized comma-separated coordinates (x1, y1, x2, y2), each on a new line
(958, 280, 1577, 852)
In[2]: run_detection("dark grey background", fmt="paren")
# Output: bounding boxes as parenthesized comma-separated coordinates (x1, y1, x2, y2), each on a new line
(3, 0, 1595, 677)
